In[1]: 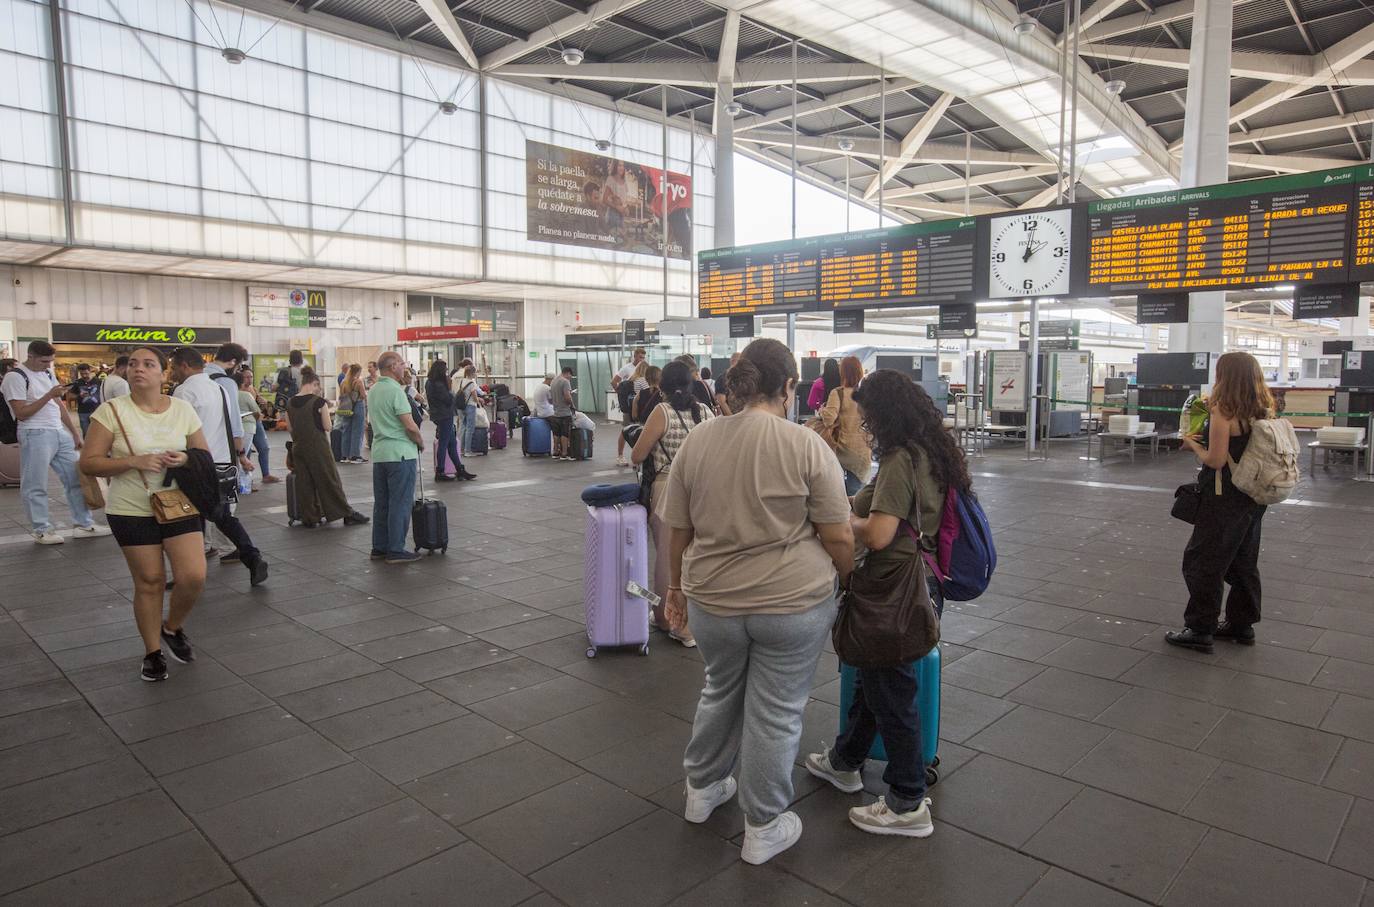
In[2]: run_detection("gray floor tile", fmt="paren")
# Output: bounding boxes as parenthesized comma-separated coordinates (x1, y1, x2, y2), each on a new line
(477, 615, 587, 650)
(940, 684, 1017, 744)
(764, 786, 905, 892)
(128, 706, 310, 777)
(1117, 652, 1238, 704)
(104, 683, 272, 744)
(1024, 787, 1208, 903)
(1314, 658, 1374, 698)
(0, 678, 83, 719)
(0, 754, 155, 836)
(1198, 711, 1344, 784)
(311, 689, 469, 751)
(0, 829, 234, 907)
(275, 669, 422, 721)
(469, 674, 615, 731)
(425, 656, 561, 705)
(669, 862, 846, 906)
(969, 623, 1073, 661)
(836, 819, 1049, 907)
(1183, 762, 1353, 861)
(1058, 613, 1157, 648)
(512, 632, 593, 668)
(1325, 739, 1374, 801)
(577, 724, 692, 796)
(999, 601, 1084, 632)
(196, 762, 404, 861)
(522, 698, 692, 762)
(172, 883, 259, 906)
(938, 612, 1002, 645)
(1206, 671, 1339, 729)
(967, 705, 1110, 774)
(319, 612, 437, 646)
(389, 640, 518, 683)
(160, 730, 351, 813)
(1006, 666, 1130, 720)
(461, 773, 656, 874)
(1015, 867, 1147, 907)
(81, 660, 243, 717)
(403, 740, 583, 827)
(234, 800, 464, 907)
(442, 602, 546, 634)
(294, 599, 403, 631)
(244, 651, 383, 698)
(353, 713, 516, 783)
(1065, 729, 1220, 812)
(353, 625, 472, 662)
(1095, 687, 1228, 749)
(935, 753, 1082, 847)
(216, 634, 343, 676)
(942, 650, 1046, 698)
(329, 842, 537, 907)
(1322, 694, 1374, 744)
(1163, 828, 1365, 907)
(1038, 637, 1148, 680)
(1331, 796, 1374, 880)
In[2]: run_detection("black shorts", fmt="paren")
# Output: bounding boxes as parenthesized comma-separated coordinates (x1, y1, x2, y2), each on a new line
(107, 514, 202, 548)
(548, 415, 573, 439)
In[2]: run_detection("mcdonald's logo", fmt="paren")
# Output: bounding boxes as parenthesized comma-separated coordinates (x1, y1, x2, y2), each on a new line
(307, 289, 327, 309)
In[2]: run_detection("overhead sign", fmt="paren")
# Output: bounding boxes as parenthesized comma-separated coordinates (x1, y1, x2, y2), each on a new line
(833, 308, 865, 333)
(248, 286, 361, 330)
(728, 315, 755, 338)
(1292, 283, 1360, 320)
(397, 324, 481, 342)
(622, 319, 646, 344)
(1137, 292, 1189, 324)
(1019, 319, 1080, 338)
(526, 140, 691, 260)
(938, 303, 977, 332)
(50, 323, 232, 346)
(927, 324, 978, 340)
(1019, 337, 1080, 351)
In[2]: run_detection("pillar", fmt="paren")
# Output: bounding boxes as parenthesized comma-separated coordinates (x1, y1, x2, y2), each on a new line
(713, 83, 735, 249)
(1170, 0, 1231, 356)
(1342, 296, 1371, 337)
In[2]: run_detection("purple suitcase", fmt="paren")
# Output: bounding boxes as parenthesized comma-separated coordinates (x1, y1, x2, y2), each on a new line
(583, 503, 651, 658)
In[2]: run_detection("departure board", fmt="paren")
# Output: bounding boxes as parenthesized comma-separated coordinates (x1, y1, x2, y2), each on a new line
(698, 241, 818, 316)
(817, 219, 976, 309)
(1085, 168, 1353, 294)
(1349, 165, 1374, 282)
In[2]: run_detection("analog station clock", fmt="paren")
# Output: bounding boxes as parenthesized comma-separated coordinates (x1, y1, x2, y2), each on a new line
(987, 208, 1073, 299)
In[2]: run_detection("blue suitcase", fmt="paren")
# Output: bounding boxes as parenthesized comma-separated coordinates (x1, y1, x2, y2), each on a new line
(522, 416, 551, 457)
(470, 426, 489, 455)
(837, 647, 941, 785)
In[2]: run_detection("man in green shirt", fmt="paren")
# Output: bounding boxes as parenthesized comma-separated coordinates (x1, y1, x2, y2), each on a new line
(367, 352, 425, 564)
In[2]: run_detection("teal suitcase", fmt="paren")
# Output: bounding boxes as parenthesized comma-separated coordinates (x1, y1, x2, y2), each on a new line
(837, 646, 941, 785)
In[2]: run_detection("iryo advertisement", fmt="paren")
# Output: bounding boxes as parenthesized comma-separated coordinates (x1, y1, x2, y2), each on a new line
(525, 140, 692, 260)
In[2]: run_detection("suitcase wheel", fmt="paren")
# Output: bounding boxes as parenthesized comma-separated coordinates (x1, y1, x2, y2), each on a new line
(639, 644, 649, 656)
(925, 766, 939, 787)
(586, 647, 597, 659)
(442, 546, 448, 554)
(931, 755, 940, 768)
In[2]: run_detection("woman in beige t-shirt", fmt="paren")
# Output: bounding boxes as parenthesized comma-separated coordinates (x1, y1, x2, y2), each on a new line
(660, 338, 854, 866)
(80, 346, 210, 684)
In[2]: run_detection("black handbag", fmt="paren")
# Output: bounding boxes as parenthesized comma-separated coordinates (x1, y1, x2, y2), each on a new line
(1171, 482, 1201, 524)
(215, 379, 240, 504)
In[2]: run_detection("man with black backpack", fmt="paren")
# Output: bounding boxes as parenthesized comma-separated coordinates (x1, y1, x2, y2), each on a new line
(0, 341, 111, 545)
(274, 349, 304, 413)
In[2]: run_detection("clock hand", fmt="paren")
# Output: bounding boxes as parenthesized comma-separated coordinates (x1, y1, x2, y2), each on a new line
(1022, 226, 1038, 262)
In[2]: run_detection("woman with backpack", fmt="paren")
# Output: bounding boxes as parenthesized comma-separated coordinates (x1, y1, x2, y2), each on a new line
(806, 369, 970, 838)
(456, 366, 484, 457)
(425, 361, 475, 482)
(630, 361, 712, 646)
(816, 355, 870, 495)
(1166, 351, 1274, 653)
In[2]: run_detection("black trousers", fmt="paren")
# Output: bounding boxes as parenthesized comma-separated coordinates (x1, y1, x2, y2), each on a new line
(204, 508, 261, 567)
(1182, 485, 1265, 633)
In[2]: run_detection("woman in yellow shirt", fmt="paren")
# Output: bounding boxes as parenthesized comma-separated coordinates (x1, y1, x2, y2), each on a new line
(80, 347, 210, 683)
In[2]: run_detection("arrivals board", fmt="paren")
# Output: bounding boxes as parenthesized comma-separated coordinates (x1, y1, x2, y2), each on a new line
(1084, 168, 1353, 294)
(698, 240, 818, 316)
(1349, 165, 1374, 282)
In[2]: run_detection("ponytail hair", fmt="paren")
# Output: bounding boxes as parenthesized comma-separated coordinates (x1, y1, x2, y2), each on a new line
(660, 360, 702, 422)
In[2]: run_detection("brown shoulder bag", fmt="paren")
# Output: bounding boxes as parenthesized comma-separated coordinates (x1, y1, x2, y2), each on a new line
(109, 398, 199, 524)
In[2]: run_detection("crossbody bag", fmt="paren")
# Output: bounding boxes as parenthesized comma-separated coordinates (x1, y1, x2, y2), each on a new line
(214, 382, 240, 504)
(109, 397, 198, 524)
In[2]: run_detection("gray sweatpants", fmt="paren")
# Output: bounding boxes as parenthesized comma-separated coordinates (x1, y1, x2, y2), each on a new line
(683, 593, 839, 825)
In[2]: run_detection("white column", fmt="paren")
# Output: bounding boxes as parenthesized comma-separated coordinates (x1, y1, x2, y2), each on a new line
(1170, 0, 1231, 355)
(713, 83, 735, 249)
(1342, 296, 1371, 337)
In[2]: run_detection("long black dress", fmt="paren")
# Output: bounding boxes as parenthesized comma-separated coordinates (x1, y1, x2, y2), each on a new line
(288, 394, 353, 524)
(1182, 431, 1265, 632)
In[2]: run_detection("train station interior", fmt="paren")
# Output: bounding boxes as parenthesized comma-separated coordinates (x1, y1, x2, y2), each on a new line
(2, 0, 1374, 904)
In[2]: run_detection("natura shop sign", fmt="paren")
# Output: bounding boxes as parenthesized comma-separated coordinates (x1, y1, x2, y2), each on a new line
(50, 323, 232, 346)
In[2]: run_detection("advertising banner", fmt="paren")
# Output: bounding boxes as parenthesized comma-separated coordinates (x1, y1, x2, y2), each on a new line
(248, 287, 362, 330)
(50, 323, 231, 346)
(525, 140, 692, 260)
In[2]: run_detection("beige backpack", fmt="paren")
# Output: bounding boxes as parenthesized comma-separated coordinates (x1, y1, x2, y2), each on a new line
(1221, 418, 1300, 505)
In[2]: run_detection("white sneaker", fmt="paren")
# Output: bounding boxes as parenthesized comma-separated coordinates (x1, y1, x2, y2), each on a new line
(72, 524, 112, 539)
(668, 629, 697, 649)
(847, 796, 934, 838)
(805, 747, 864, 793)
(741, 811, 802, 865)
(615, 456, 629, 467)
(33, 531, 64, 545)
(683, 776, 736, 824)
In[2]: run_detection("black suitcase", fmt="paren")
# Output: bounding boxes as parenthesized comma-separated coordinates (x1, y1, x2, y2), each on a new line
(411, 466, 448, 554)
(570, 427, 594, 460)
(470, 426, 489, 455)
(286, 472, 302, 526)
(331, 427, 344, 461)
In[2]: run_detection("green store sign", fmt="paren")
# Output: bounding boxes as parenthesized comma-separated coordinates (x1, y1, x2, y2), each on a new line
(50, 323, 234, 346)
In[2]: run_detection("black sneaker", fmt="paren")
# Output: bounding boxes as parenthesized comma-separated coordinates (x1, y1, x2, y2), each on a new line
(370, 549, 386, 560)
(1215, 622, 1256, 645)
(142, 650, 168, 682)
(385, 551, 422, 565)
(1164, 628, 1214, 653)
(343, 511, 370, 526)
(247, 557, 269, 587)
(220, 550, 241, 564)
(160, 625, 195, 664)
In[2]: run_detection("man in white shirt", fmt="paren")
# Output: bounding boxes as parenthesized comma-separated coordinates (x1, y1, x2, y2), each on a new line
(101, 356, 130, 401)
(530, 375, 555, 418)
(612, 347, 646, 389)
(170, 347, 267, 586)
(0, 340, 111, 544)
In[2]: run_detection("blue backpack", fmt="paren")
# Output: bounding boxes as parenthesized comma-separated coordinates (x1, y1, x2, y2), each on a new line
(916, 487, 997, 601)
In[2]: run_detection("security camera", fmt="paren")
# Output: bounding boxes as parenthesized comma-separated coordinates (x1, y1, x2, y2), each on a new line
(561, 47, 584, 65)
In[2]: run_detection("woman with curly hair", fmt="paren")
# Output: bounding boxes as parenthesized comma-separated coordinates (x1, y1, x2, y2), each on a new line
(806, 368, 972, 839)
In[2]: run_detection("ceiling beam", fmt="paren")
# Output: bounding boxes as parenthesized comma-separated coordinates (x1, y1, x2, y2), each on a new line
(1074, 0, 1136, 37)
(480, 0, 652, 70)
(1019, 184, 1061, 209)
(881, 165, 1059, 199)
(415, 0, 479, 69)
(1221, 111, 1374, 147)
(740, 130, 1045, 165)
(1230, 20, 1374, 124)
(1081, 0, 1260, 43)
(732, 77, 921, 132)
(1078, 43, 1314, 81)
(717, 10, 741, 83)
(492, 61, 885, 86)
(861, 93, 954, 200)
(887, 198, 1008, 216)
(1229, 151, 1363, 173)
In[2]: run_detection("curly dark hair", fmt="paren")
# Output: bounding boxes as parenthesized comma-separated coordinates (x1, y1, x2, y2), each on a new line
(853, 369, 971, 493)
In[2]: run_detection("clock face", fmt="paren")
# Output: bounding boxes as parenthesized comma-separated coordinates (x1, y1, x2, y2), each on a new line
(988, 209, 1073, 298)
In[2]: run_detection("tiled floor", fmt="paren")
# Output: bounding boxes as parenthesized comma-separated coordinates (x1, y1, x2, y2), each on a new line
(2, 425, 1373, 905)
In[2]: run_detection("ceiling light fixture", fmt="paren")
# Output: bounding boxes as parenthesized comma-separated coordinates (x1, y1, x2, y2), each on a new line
(561, 47, 584, 65)
(439, 100, 458, 115)
(1012, 15, 1036, 36)
(723, 101, 742, 118)
(1104, 79, 1126, 96)
(221, 47, 247, 64)
(595, 139, 611, 151)
(837, 137, 855, 152)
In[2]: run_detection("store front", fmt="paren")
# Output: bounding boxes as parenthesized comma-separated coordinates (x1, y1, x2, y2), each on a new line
(405, 295, 521, 384)
(48, 322, 233, 381)
(397, 325, 481, 378)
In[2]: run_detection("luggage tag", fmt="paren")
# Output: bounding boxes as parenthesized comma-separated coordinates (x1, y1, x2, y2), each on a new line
(626, 580, 661, 607)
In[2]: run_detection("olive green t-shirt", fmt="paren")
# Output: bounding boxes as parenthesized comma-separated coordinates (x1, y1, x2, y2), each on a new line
(851, 446, 945, 568)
